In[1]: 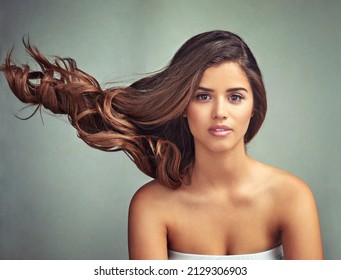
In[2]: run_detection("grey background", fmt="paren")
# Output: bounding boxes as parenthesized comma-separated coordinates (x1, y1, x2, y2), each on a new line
(0, 0, 340, 260)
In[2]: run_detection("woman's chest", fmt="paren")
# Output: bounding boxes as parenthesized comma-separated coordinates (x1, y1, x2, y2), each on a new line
(166, 197, 281, 255)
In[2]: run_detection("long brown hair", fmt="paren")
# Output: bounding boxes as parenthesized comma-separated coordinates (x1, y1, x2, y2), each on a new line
(1, 31, 267, 188)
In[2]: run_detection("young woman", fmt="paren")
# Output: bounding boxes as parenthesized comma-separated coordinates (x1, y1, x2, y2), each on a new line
(1, 30, 323, 260)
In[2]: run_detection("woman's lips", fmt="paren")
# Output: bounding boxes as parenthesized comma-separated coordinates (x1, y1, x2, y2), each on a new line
(208, 125, 232, 136)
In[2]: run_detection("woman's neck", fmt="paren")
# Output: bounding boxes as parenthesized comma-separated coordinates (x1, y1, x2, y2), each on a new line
(190, 145, 253, 190)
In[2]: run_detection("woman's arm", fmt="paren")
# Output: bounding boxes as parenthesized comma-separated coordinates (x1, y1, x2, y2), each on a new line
(128, 182, 168, 260)
(280, 178, 323, 259)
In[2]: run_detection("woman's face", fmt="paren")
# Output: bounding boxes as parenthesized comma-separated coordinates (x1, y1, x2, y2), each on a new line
(186, 62, 254, 154)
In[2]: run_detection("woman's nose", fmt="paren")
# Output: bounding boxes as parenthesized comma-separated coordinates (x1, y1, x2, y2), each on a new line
(212, 99, 228, 119)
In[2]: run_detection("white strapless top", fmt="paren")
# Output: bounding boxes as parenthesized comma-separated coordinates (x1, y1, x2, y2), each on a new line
(168, 245, 283, 260)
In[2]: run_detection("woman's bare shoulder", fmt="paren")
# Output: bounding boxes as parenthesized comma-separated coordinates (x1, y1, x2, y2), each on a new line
(257, 163, 323, 259)
(132, 179, 174, 198)
(260, 163, 313, 199)
(256, 162, 317, 219)
(129, 180, 175, 213)
(128, 180, 173, 259)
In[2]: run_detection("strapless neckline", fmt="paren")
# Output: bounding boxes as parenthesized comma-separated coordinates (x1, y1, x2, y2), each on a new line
(168, 245, 283, 260)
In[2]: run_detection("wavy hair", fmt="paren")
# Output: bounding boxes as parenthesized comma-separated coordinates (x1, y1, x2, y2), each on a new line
(1, 30, 267, 188)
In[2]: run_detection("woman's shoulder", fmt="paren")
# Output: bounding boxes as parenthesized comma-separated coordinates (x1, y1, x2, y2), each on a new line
(256, 162, 316, 211)
(263, 163, 311, 191)
(129, 180, 175, 214)
(132, 179, 174, 199)
(256, 163, 323, 259)
(128, 180, 173, 259)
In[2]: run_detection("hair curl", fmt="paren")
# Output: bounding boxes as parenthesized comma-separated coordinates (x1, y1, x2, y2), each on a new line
(1, 30, 267, 188)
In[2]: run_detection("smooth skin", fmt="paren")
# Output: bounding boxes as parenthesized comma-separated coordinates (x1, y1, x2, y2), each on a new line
(128, 62, 323, 260)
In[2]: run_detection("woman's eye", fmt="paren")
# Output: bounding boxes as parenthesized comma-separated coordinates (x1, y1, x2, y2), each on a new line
(195, 93, 211, 101)
(229, 94, 244, 103)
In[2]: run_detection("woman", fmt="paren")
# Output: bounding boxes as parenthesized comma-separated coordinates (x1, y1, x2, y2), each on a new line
(1, 30, 323, 260)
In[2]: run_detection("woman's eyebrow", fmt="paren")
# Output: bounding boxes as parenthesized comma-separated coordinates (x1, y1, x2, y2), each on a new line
(197, 86, 249, 93)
